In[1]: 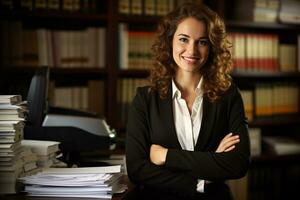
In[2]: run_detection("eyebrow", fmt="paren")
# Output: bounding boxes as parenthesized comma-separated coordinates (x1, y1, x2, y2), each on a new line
(177, 33, 208, 40)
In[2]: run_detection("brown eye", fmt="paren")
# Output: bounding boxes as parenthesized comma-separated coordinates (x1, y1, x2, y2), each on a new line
(198, 39, 208, 47)
(179, 38, 188, 43)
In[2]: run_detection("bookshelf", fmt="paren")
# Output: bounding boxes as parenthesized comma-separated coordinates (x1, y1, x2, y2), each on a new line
(0, 0, 300, 199)
(210, 1, 300, 199)
(0, 0, 111, 118)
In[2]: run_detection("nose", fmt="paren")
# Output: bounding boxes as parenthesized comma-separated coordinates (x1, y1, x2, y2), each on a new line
(187, 42, 197, 55)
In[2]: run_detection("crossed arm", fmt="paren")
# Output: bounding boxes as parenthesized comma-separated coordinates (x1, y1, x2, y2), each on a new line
(150, 133, 240, 166)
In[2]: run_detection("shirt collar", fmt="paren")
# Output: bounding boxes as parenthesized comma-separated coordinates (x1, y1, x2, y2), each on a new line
(172, 80, 181, 99)
(172, 78, 203, 99)
(195, 78, 204, 97)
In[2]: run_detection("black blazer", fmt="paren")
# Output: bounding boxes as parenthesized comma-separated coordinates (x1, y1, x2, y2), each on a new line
(125, 82, 250, 195)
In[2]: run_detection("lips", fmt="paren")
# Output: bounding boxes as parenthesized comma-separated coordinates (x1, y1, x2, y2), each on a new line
(182, 56, 200, 63)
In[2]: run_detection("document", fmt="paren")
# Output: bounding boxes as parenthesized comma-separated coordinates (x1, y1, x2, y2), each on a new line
(42, 165, 121, 174)
(19, 165, 125, 199)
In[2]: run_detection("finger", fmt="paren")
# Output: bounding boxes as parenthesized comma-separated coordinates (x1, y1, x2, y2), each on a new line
(222, 133, 233, 141)
(216, 134, 240, 153)
(222, 135, 239, 144)
(224, 145, 235, 152)
(224, 138, 240, 148)
(225, 137, 240, 145)
(221, 138, 240, 151)
(218, 137, 233, 151)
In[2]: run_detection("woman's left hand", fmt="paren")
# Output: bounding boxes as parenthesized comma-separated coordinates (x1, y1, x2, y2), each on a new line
(215, 133, 240, 153)
(150, 144, 168, 165)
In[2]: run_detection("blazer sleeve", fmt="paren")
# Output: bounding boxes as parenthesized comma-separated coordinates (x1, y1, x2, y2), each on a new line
(126, 87, 198, 194)
(165, 85, 250, 180)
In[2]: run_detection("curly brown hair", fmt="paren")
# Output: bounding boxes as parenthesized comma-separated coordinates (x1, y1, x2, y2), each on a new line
(149, 2, 232, 101)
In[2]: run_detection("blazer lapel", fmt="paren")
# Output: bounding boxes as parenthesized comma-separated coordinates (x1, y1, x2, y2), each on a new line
(158, 83, 181, 148)
(195, 96, 216, 150)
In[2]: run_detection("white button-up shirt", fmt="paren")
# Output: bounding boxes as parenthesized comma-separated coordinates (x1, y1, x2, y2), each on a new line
(172, 79, 205, 192)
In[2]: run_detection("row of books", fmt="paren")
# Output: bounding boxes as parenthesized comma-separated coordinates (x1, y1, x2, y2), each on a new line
(240, 83, 299, 120)
(278, 0, 300, 24)
(0, 0, 105, 14)
(228, 33, 299, 72)
(0, 21, 106, 68)
(117, 78, 148, 123)
(119, 0, 175, 16)
(232, 0, 300, 24)
(119, 24, 155, 69)
(254, 0, 279, 23)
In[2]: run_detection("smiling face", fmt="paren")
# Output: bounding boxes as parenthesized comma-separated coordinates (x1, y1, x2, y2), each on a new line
(172, 17, 210, 74)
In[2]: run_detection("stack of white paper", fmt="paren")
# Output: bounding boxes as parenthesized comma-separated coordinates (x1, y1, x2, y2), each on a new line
(0, 95, 27, 194)
(19, 165, 127, 199)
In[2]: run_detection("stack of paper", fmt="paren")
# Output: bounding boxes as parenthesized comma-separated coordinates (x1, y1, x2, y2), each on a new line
(81, 154, 127, 175)
(0, 95, 23, 105)
(19, 147, 40, 176)
(19, 165, 127, 199)
(0, 95, 27, 194)
(0, 95, 27, 121)
(21, 139, 62, 168)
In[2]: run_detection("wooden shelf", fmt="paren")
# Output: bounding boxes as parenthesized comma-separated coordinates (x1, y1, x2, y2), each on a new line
(118, 14, 161, 24)
(50, 67, 106, 74)
(226, 20, 300, 31)
(118, 69, 149, 78)
(249, 115, 300, 127)
(0, 67, 107, 81)
(251, 153, 300, 164)
(232, 71, 300, 82)
(1, 66, 106, 74)
(0, 10, 107, 21)
(50, 68, 107, 80)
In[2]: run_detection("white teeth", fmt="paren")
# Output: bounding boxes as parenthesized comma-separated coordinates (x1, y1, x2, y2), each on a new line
(183, 57, 198, 61)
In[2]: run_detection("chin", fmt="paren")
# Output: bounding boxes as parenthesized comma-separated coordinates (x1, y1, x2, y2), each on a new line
(182, 64, 201, 72)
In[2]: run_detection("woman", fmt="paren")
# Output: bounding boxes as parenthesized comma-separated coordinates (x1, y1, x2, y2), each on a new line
(125, 2, 250, 199)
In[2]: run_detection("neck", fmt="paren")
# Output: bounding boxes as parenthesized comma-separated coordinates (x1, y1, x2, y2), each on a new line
(174, 71, 201, 94)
